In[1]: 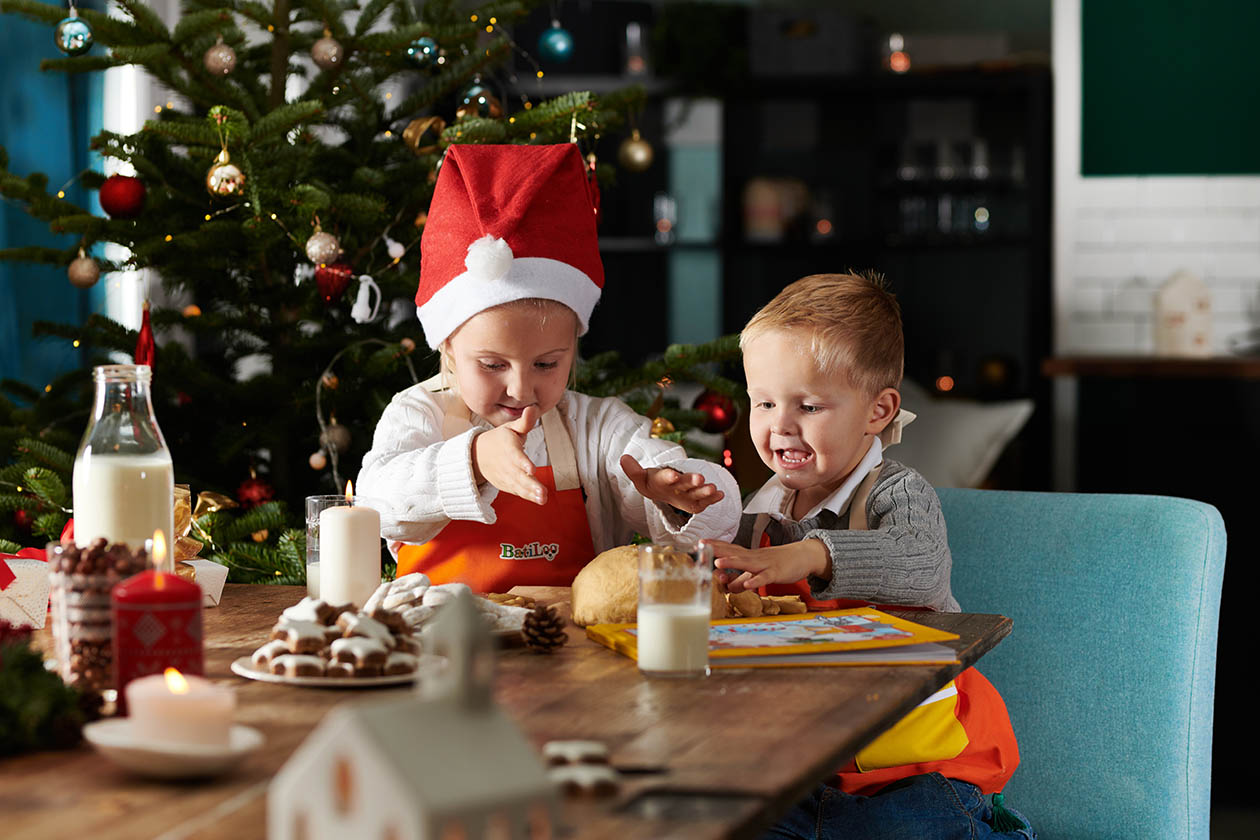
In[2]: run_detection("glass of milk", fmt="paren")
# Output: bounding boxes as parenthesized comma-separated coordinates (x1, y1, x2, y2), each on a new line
(636, 540, 714, 678)
(305, 494, 351, 597)
(71, 365, 174, 553)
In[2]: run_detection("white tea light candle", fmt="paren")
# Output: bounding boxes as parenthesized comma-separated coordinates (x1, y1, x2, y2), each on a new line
(319, 481, 381, 608)
(125, 668, 234, 747)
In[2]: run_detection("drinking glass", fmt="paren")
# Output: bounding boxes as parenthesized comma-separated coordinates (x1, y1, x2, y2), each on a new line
(636, 541, 713, 678)
(304, 494, 350, 597)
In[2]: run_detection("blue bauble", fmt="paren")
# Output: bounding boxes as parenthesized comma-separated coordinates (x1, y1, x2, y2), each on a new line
(55, 15, 93, 56)
(407, 36, 437, 69)
(537, 24, 574, 64)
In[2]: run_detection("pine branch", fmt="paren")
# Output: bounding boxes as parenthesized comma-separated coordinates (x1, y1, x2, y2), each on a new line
(14, 440, 73, 473)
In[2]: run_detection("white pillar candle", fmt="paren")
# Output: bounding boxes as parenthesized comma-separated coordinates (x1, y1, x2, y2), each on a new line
(319, 495, 381, 608)
(126, 668, 235, 747)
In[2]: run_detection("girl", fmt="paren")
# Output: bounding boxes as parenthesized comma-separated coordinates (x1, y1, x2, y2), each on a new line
(356, 144, 740, 592)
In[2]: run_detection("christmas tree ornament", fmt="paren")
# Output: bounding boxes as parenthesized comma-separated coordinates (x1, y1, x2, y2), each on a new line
(251, 529, 269, 543)
(522, 604, 568, 652)
(67, 248, 99, 289)
(413, 210, 428, 228)
(399, 337, 416, 354)
(402, 115, 445, 155)
(350, 275, 382, 324)
(693, 389, 738, 434)
(182, 304, 202, 317)
(205, 148, 246, 197)
(537, 20, 574, 64)
(13, 508, 32, 531)
(308, 450, 328, 471)
(98, 174, 146, 219)
(54, 5, 93, 56)
(311, 29, 344, 70)
(315, 261, 354, 303)
(203, 36, 236, 75)
(406, 35, 438, 69)
(586, 152, 601, 225)
(320, 420, 351, 454)
(649, 416, 675, 438)
(305, 230, 342, 265)
(617, 129, 654, 172)
(236, 473, 275, 509)
(321, 372, 339, 390)
(456, 84, 502, 120)
(134, 300, 156, 367)
(384, 236, 406, 261)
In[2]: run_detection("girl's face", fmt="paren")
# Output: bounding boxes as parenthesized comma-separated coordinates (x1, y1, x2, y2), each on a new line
(445, 302, 578, 427)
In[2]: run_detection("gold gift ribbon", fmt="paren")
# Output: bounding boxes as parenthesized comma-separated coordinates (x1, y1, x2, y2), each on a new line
(174, 485, 237, 580)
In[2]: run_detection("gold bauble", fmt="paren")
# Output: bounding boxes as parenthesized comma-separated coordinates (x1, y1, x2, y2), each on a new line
(402, 115, 446, 155)
(311, 33, 344, 70)
(309, 450, 328, 470)
(183, 304, 202, 318)
(203, 39, 236, 75)
(251, 529, 269, 543)
(67, 252, 100, 289)
(399, 337, 416, 354)
(206, 149, 246, 196)
(413, 210, 428, 228)
(455, 94, 503, 122)
(618, 129, 654, 172)
(649, 415, 675, 438)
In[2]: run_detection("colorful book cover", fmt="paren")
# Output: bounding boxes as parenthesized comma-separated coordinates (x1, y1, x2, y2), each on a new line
(586, 607, 961, 668)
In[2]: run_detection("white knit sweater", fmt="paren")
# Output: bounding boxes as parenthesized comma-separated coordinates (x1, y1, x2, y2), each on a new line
(356, 385, 742, 556)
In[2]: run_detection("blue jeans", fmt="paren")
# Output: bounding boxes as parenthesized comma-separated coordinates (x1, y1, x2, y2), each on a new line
(761, 773, 1037, 840)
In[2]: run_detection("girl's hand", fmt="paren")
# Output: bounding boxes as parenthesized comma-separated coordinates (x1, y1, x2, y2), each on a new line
(620, 455, 726, 514)
(472, 406, 549, 505)
(705, 539, 832, 592)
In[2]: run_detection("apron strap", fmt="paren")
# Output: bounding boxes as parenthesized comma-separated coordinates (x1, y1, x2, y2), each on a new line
(879, 408, 915, 447)
(540, 407, 581, 492)
(846, 463, 883, 531)
(420, 372, 473, 439)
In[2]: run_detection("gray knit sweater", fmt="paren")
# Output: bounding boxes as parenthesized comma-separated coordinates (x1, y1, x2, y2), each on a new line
(734, 458, 960, 613)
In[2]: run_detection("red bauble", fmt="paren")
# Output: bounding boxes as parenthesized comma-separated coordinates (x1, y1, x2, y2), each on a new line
(693, 389, 738, 434)
(12, 509, 32, 531)
(99, 174, 147, 219)
(236, 476, 275, 509)
(315, 261, 354, 304)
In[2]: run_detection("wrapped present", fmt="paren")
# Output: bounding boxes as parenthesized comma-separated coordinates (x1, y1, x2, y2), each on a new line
(0, 547, 50, 629)
(174, 484, 231, 608)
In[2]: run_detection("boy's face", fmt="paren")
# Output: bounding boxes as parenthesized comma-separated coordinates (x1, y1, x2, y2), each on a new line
(743, 328, 898, 508)
(446, 304, 576, 426)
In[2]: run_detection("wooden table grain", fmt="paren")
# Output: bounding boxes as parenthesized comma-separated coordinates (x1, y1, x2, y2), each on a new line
(6, 585, 1011, 840)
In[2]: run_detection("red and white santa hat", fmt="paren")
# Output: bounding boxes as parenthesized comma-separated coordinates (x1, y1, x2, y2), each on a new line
(415, 143, 604, 348)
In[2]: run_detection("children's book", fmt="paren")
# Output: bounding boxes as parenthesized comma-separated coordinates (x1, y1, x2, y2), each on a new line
(585, 607, 961, 668)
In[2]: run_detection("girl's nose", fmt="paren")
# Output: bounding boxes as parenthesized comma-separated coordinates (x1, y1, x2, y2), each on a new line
(505, 367, 530, 400)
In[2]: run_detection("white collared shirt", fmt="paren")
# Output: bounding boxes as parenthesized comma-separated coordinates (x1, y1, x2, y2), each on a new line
(742, 436, 884, 523)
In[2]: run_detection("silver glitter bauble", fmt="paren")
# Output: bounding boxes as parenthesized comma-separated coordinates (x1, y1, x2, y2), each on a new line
(311, 35, 344, 70)
(204, 40, 237, 75)
(68, 253, 100, 288)
(305, 231, 342, 265)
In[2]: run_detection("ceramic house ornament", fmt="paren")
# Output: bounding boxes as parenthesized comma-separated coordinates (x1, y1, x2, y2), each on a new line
(1154, 269, 1213, 356)
(267, 591, 556, 840)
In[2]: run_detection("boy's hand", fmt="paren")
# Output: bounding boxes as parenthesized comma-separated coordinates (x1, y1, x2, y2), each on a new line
(705, 539, 832, 592)
(472, 406, 548, 506)
(619, 454, 726, 515)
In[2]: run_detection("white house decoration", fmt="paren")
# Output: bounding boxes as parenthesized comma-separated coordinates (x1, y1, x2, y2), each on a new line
(1154, 269, 1213, 356)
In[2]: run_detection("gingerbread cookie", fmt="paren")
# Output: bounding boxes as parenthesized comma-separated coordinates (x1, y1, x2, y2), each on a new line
(548, 764, 620, 797)
(542, 740, 610, 766)
(271, 618, 337, 654)
(270, 654, 326, 677)
(336, 611, 394, 646)
(330, 636, 389, 670)
(384, 651, 419, 675)
(281, 596, 335, 625)
(251, 639, 290, 668)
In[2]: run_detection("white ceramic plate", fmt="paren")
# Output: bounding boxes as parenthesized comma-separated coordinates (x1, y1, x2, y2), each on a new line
(83, 719, 264, 779)
(230, 653, 446, 688)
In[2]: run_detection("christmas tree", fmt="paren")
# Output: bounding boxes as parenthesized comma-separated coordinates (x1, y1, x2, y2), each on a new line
(0, 0, 743, 578)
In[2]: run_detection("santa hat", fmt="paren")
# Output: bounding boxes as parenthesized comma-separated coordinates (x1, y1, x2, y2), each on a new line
(415, 143, 604, 348)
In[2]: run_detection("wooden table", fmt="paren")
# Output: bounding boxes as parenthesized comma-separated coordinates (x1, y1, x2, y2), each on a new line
(6, 585, 1011, 840)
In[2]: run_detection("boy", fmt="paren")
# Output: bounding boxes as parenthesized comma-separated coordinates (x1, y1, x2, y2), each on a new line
(707, 273, 1034, 840)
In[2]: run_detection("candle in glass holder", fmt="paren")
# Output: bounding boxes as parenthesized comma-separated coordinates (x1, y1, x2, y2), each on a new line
(319, 481, 381, 608)
(126, 668, 234, 747)
(111, 531, 204, 715)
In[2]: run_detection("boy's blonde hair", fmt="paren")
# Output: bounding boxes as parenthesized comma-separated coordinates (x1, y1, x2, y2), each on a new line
(740, 272, 903, 396)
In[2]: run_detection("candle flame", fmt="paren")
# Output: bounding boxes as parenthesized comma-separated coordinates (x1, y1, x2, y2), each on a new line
(344, 480, 354, 502)
(164, 667, 190, 694)
(152, 529, 168, 572)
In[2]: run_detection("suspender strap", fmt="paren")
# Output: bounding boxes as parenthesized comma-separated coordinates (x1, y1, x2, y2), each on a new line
(420, 375, 581, 492)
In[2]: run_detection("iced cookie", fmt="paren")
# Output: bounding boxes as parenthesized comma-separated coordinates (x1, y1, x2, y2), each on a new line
(271, 618, 336, 654)
(548, 764, 620, 797)
(330, 636, 388, 670)
(251, 639, 289, 668)
(542, 740, 610, 766)
(384, 651, 419, 675)
(270, 654, 326, 677)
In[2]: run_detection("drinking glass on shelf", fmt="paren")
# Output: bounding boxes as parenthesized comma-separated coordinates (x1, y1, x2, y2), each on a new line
(636, 541, 713, 678)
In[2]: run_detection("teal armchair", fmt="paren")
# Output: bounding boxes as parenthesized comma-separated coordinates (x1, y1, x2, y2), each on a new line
(938, 489, 1226, 840)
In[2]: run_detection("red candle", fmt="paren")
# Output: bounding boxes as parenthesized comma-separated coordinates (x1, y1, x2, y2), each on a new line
(111, 532, 203, 715)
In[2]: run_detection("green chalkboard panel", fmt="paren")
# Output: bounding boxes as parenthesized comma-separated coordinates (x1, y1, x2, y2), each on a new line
(1082, 0, 1260, 175)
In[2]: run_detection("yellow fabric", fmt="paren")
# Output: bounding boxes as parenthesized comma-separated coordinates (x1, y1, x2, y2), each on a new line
(854, 680, 969, 771)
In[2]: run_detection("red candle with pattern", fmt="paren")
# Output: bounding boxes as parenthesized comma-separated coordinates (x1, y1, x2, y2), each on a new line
(111, 531, 203, 715)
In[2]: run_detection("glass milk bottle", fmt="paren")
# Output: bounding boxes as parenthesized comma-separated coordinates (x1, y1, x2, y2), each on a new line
(72, 365, 174, 552)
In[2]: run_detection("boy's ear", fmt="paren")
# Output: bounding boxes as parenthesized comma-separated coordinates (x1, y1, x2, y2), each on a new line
(866, 387, 901, 435)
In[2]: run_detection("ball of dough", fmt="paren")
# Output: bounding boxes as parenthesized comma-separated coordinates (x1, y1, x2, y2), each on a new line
(570, 545, 729, 627)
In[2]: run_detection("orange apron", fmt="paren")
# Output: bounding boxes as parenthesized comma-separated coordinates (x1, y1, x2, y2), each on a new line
(750, 462, 1019, 795)
(396, 388, 596, 593)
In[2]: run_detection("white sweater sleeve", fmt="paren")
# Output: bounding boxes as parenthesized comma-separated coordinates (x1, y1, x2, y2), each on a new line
(572, 395, 741, 548)
(355, 385, 498, 546)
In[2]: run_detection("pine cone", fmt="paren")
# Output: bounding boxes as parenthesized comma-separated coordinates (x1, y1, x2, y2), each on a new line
(522, 604, 568, 653)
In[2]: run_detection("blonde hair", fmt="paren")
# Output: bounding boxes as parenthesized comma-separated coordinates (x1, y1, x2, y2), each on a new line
(439, 298, 581, 391)
(740, 272, 903, 396)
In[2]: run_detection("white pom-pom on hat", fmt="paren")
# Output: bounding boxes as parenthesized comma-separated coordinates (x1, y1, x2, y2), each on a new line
(464, 234, 514, 283)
